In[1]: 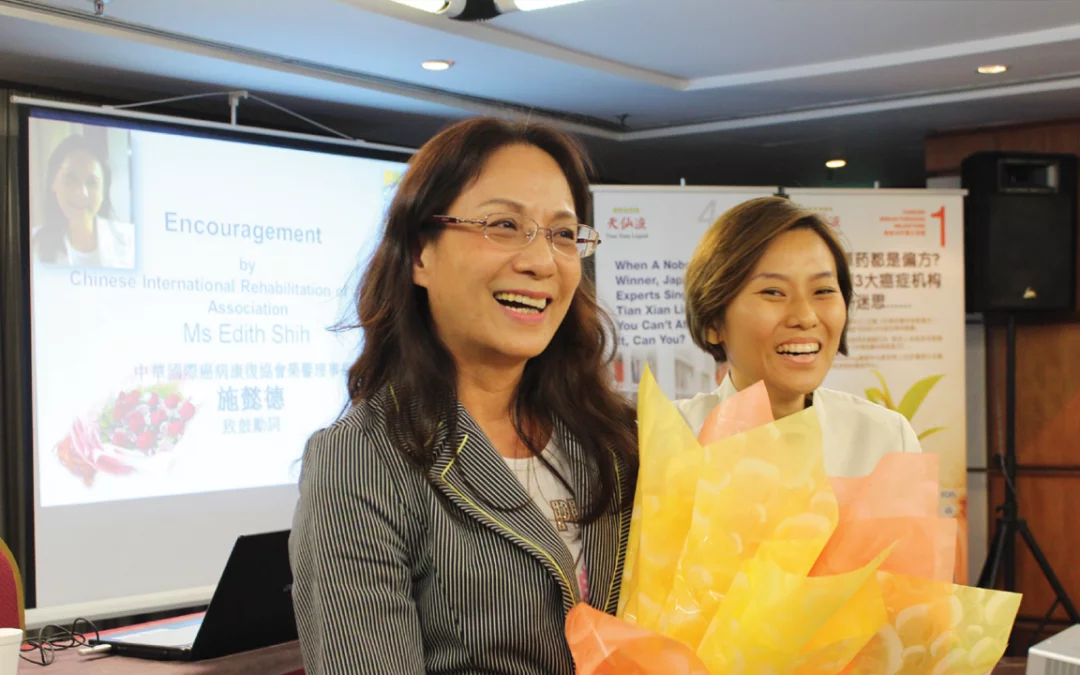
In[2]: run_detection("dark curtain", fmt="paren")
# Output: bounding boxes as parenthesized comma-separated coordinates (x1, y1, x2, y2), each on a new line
(0, 88, 35, 606)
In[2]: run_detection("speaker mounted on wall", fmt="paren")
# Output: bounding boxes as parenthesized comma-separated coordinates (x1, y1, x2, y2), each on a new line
(961, 151, 1078, 313)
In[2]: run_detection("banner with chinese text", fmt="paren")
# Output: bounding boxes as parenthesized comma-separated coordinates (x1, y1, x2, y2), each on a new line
(592, 186, 772, 400)
(592, 186, 969, 583)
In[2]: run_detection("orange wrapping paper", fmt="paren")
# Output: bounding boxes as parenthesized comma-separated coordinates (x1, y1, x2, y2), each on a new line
(813, 453, 957, 583)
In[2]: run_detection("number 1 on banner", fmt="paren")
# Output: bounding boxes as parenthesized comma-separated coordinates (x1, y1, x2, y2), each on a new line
(931, 206, 946, 247)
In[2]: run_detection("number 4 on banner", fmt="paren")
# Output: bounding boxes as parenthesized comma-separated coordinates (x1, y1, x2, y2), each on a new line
(931, 206, 946, 247)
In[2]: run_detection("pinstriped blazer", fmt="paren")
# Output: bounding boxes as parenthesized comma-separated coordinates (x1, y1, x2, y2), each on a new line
(289, 387, 634, 674)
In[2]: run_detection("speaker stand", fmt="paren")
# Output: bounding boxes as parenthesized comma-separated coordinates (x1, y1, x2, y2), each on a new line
(977, 314, 1080, 633)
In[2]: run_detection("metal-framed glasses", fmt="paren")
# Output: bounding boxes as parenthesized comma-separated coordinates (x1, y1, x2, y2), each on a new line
(431, 213, 601, 259)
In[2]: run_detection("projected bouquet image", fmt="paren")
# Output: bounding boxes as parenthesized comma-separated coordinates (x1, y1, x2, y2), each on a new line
(54, 383, 198, 486)
(566, 367, 1021, 675)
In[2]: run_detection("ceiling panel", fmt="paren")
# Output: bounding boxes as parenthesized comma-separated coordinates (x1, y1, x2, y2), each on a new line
(493, 0, 1080, 78)
(4, 0, 1080, 188)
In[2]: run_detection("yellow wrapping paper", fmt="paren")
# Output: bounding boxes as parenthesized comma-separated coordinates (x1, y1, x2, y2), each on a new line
(659, 406, 838, 647)
(842, 573, 1021, 675)
(618, 367, 707, 628)
(696, 545, 890, 674)
(567, 368, 1021, 674)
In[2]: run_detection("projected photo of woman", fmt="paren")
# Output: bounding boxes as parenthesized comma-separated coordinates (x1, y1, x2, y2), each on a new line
(32, 132, 136, 270)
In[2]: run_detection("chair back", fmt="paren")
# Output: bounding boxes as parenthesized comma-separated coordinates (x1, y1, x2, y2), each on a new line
(0, 537, 24, 631)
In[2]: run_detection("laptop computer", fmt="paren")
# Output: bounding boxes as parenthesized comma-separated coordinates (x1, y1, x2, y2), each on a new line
(90, 529, 298, 661)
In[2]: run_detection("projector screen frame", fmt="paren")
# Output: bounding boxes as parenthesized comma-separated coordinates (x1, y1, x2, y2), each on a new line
(7, 95, 415, 617)
(11, 96, 419, 158)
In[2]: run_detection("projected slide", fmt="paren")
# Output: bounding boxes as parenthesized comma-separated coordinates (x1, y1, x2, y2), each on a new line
(29, 115, 405, 508)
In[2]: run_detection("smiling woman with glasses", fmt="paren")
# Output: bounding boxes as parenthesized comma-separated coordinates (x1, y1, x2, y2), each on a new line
(289, 118, 636, 675)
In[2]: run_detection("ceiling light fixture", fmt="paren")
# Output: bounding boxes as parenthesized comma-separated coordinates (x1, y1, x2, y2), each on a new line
(825, 159, 847, 169)
(390, 0, 589, 21)
(422, 60, 454, 71)
(977, 64, 1008, 75)
(388, 0, 451, 12)
(391, 0, 589, 20)
(503, 0, 589, 10)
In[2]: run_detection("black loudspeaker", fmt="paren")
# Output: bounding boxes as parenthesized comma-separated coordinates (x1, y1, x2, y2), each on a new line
(961, 151, 1078, 312)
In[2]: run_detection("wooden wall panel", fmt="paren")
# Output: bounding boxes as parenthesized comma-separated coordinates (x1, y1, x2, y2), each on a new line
(926, 118, 1080, 175)
(984, 322, 1080, 468)
(928, 120, 1080, 646)
(1006, 621, 1074, 658)
(987, 474, 1080, 622)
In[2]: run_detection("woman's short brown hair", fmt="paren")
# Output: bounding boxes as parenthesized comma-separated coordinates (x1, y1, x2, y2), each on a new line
(684, 196, 853, 362)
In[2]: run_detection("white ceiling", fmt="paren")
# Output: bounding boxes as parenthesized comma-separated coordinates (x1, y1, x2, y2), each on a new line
(3, 0, 1080, 186)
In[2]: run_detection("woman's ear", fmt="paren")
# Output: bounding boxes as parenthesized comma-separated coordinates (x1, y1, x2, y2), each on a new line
(412, 239, 433, 288)
(705, 324, 723, 346)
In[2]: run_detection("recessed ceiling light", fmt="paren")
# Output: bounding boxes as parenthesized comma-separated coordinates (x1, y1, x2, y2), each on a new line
(825, 159, 847, 169)
(422, 60, 454, 71)
(389, 0, 450, 12)
(977, 64, 1008, 75)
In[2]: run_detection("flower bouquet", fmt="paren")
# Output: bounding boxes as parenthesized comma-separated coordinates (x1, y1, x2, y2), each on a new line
(566, 368, 1020, 674)
(55, 383, 198, 486)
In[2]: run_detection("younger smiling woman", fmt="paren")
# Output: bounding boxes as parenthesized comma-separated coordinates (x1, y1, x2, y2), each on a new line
(677, 196, 921, 477)
(289, 118, 636, 674)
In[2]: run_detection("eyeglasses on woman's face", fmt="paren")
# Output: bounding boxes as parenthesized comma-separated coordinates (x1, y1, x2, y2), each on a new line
(431, 212, 601, 259)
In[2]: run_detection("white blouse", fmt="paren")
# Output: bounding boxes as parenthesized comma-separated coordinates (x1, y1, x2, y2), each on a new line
(676, 374, 922, 477)
(61, 217, 136, 270)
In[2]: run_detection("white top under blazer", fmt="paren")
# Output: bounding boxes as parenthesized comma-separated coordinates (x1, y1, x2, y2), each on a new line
(676, 373, 922, 477)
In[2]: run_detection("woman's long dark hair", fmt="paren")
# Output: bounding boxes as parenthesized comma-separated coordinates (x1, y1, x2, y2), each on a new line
(35, 134, 113, 264)
(343, 117, 637, 522)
